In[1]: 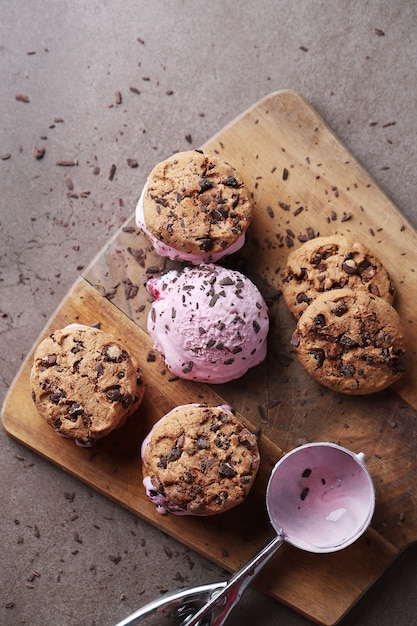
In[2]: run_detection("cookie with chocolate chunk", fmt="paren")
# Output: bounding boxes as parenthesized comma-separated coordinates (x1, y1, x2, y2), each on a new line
(290, 288, 407, 395)
(141, 404, 260, 515)
(282, 235, 395, 319)
(30, 325, 145, 446)
(136, 149, 254, 263)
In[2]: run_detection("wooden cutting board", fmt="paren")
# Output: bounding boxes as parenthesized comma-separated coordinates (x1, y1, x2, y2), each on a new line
(3, 90, 417, 626)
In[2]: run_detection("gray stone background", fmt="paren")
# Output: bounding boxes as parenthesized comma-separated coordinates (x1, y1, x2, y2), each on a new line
(1, 1, 417, 624)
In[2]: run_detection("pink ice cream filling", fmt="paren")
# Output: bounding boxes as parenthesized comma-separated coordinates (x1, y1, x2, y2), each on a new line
(146, 264, 269, 384)
(135, 183, 246, 264)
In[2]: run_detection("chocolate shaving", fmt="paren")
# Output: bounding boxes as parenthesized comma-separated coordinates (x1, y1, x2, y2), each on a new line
(108, 164, 117, 181)
(16, 93, 30, 103)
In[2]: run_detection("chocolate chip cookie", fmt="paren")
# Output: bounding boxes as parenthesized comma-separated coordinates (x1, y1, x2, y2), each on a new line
(142, 404, 260, 515)
(290, 288, 407, 395)
(282, 235, 395, 319)
(30, 325, 145, 445)
(139, 149, 253, 259)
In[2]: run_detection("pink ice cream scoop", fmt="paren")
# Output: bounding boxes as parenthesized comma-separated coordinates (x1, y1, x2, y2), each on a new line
(147, 264, 269, 384)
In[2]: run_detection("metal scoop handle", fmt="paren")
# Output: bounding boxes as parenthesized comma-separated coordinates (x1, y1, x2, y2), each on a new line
(182, 533, 284, 626)
(114, 581, 227, 625)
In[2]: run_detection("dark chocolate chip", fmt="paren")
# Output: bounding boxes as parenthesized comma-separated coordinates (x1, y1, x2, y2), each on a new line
(41, 354, 57, 367)
(197, 436, 210, 450)
(197, 237, 213, 252)
(296, 293, 310, 304)
(253, 320, 261, 334)
(106, 386, 121, 402)
(182, 361, 194, 374)
(214, 433, 230, 449)
(68, 401, 83, 415)
(121, 392, 132, 409)
(103, 345, 125, 363)
(340, 334, 358, 348)
(359, 262, 375, 281)
(157, 456, 168, 469)
(222, 175, 239, 188)
(219, 462, 237, 477)
(313, 313, 326, 327)
(342, 259, 357, 275)
(310, 349, 325, 367)
(219, 276, 234, 286)
(50, 389, 66, 404)
(198, 176, 213, 191)
(167, 447, 182, 462)
(340, 363, 355, 377)
(331, 303, 348, 317)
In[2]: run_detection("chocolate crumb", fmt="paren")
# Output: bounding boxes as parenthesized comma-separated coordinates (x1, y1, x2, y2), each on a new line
(33, 147, 45, 160)
(16, 93, 30, 103)
(64, 176, 74, 190)
(56, 159, 78, 166)
(109, 555, 122, 564)
(127, 247, 146, 267)
(123, 278, 139, 299)
(109, 164, 117, 181)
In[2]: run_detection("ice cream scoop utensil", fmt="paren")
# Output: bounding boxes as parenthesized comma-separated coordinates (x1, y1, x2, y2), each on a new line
(113, 581, 227, 625)
(116, 442, 375, 626)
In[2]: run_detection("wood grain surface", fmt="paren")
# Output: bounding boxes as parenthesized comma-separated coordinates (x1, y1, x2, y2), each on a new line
(3, 91, 417, 625)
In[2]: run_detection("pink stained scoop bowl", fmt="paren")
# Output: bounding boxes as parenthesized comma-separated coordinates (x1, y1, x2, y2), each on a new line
(266, 442, 375, 553)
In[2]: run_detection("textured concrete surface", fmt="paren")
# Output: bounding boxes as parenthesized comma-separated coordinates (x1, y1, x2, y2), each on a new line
(1, 1, 417, 625)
